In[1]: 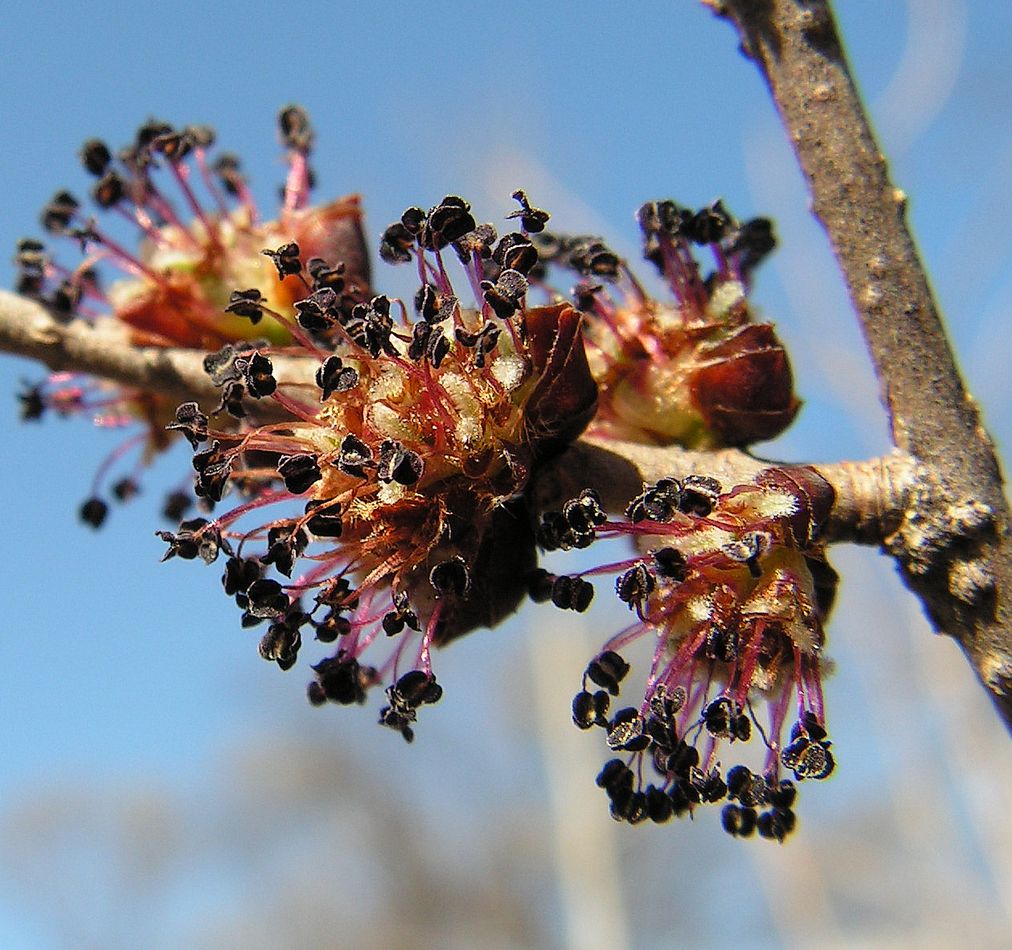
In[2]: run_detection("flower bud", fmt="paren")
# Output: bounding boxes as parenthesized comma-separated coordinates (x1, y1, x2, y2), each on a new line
(537, 198, 799, 448)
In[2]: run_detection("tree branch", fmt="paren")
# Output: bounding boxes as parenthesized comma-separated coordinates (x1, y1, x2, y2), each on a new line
(0, 288, 316, 419)
(707, 0, 1011, 725)
(538, 435, 913, 548)
(0, 286, 914, 547)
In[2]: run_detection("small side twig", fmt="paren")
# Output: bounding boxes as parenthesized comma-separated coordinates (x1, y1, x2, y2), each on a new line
(543, 435, 914, 547)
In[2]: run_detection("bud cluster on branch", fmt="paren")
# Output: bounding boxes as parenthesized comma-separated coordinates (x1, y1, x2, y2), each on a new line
(1, 0, 1009, 850)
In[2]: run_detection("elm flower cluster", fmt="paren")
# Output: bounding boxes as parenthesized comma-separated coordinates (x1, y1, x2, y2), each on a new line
(14, 106, 370, 526)
(158, 191, 598, 740)
(521, 196, 844, 839)
(532, 466, 838, 841)
(13, 107, 845, 840)
(534, 198, 798, 448)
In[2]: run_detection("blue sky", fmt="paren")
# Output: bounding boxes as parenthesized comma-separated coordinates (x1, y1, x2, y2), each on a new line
(1, 2, 1010, 946)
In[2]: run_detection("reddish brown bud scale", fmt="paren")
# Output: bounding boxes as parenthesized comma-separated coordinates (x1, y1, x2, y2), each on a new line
(117, 278, 239, 350)
(755, 465, 835, 546)
(689, 323, 800, 445)
(426, 500, 539, 646)
(272, 195, 371, 312)
(523, 303, 599, 455)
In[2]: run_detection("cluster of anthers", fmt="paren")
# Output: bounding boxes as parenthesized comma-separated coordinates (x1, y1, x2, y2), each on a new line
(532, 195, 798, 448)
(14, 105, 842, 839)
(15, 105, 369, 526)
(530, 466, 838, 841)
(153, 178, 597, 741)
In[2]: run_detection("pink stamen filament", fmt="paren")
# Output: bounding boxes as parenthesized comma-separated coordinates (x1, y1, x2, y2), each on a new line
(207, 488, 294, 533)
(254, 304, 330, 357)
(619, 265, 650, 307)
(601, 619, 653, 655)
(414, 600, 444, 675)
(232, 178, 260, 224)
(805, 654, 826, 723)
(269, 389, 320, 424)
(138, 179, 200, 248)
(166, 159, 225, 254)
(711, 244, 731, 282)
(463, 248, 487, 302)
(282, 151, 310, 215)
(675, 660, 706, 736)
(113, 204, 170, 248)
(702, 733, 719, 774)
(72, 219, 166, 286)
(383, 627, 417, 682)
(194, 146, 232, 217)
(349, 610, 385, 660)
(732, 620, 766, 707)
(88, 429, 148, 495)
(431, 249, 455, 298)
(286, 559, 346, 597)
(792, 644, 808, 715)
(581, 556, 648, 578)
